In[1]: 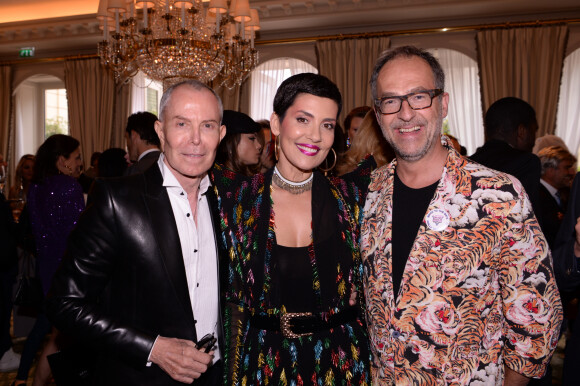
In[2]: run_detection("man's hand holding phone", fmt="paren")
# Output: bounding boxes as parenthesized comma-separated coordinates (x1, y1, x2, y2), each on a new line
(150, 335, 214, 383)
(196, 333, 217, 353)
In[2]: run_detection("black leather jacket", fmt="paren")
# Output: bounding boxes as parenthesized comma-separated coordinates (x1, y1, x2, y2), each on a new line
(47, 164, 224, 385)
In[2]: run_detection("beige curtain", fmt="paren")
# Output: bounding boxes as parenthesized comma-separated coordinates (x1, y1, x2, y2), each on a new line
(316, 37, 390, 125)
(0, 66, 11, 166)
(0, 66, 14, 194)
(218, 85, 241, 111)
(111, 82, 131, 148)
(64, 58, 116, 165)
(476, 25, 568, 136)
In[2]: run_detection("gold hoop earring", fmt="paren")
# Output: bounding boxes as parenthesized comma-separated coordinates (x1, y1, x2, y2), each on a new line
(319, 148, 337, 173)
(274, 136, 280, 161)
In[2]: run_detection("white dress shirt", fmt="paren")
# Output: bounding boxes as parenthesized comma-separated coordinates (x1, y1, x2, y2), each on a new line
(156, 154, 220, 362)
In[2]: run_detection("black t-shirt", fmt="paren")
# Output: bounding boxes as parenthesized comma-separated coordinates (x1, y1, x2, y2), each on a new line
(391, 172, 439, 297)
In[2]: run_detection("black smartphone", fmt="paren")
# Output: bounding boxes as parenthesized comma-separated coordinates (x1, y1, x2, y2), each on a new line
(195, 333, 217, 353)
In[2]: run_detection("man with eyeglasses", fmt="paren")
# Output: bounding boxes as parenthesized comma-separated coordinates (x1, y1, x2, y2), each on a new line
(360, 45, 562, 385)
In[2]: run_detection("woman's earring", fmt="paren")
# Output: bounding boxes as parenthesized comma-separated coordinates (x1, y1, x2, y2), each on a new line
(65, 164, 73, 176)
(274, 136, 280, 161)
(319, 148, 337, 173)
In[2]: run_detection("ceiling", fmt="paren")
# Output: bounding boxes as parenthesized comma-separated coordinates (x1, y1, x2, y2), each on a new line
(0, 0, 579, 61)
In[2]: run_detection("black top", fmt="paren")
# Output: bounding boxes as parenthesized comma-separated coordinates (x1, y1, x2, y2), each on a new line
(392, 172, 439, 297)
(272, 244, 316, 312)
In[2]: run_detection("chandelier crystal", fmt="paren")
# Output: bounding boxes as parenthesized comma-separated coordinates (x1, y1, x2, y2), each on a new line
(97, 0, 259, 89)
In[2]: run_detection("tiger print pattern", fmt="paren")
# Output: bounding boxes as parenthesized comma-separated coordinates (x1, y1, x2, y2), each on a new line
(361, 138, 563, 385)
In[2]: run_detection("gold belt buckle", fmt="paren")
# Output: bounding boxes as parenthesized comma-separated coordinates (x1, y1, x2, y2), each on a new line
(280, 312, 314, 339)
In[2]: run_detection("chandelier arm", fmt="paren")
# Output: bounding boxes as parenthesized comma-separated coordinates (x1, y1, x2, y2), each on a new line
(98, 0, 258, 85)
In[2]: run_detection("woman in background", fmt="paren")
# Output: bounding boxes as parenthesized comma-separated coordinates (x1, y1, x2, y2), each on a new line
(257, 119, 276, 173)
(216, 110, 263, 176)
(8, 154, 35, 201)
(212, 73, 373, 384)
(344, 105, 371, 147)
(336, 110, 394, 176)
(13, 134, 85, 386)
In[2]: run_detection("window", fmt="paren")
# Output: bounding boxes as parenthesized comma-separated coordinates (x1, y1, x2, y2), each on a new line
(249, 58, 317, 121)
(44, 88, 68, 137)
(131, 71, 163, 116)
(427, 48, 484, 155)
(555, 47, 580, 162)
(14, 74, 67, 163)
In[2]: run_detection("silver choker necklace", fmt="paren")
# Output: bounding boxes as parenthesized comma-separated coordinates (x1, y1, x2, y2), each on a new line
(272, 166, 313, 195)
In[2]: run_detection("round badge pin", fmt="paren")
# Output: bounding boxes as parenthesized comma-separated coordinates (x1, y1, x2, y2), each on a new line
(425, 208, 450, 232)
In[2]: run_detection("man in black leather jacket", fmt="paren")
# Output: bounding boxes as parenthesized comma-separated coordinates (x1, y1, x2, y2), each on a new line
(46, 80, 226, 385)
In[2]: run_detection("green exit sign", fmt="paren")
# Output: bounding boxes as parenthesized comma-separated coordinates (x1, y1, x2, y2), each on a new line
(19, 47, 35, 57)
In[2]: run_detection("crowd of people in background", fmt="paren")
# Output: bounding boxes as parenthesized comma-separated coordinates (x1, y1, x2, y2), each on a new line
(0, 45, 578, 385)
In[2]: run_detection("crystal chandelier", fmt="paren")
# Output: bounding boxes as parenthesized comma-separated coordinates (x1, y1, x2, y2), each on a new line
(97, 0, 259, 89)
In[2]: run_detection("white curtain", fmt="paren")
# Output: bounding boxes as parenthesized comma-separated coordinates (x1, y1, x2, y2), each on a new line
(555, 48, 580, 158)
(130, 71, 147, 114)
(428, 48, 484, 155)
(249, 58, 317, 121)
(13, 82, 39, 161)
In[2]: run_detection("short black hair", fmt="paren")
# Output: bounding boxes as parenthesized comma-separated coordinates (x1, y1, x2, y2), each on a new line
(98, 148, 128, 178)
(273, 73, 342, 122)
(125, 111, 160, 147)
(484, 97, 536, 139)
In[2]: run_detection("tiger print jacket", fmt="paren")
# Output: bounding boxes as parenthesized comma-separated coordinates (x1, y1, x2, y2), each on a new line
(361, 138, 563, 385)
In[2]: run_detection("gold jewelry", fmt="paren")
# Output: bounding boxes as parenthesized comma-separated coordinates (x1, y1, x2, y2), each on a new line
(272, 166, 313, 195)
(318, 148, 337, 173)
(274, 136, 280, 161)
(65, 164, 73, 176)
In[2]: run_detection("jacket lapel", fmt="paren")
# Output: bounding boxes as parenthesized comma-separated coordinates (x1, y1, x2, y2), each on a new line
(142, 165, 196, 329)
(204, 186, 225, 348)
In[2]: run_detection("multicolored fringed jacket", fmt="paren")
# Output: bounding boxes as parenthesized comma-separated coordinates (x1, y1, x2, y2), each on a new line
(211, 161, 374, 385)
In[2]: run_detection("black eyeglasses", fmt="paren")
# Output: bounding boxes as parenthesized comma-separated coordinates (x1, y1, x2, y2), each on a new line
(375, 89, 443, 115)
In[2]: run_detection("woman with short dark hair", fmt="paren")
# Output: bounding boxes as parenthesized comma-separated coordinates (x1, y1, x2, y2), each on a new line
(212, 73, 373, 384)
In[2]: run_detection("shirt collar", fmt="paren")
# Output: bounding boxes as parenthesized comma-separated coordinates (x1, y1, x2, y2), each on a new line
(138, 148, 159, 161)
(540, 178, 558, 197)
(157, 153, 211, 197)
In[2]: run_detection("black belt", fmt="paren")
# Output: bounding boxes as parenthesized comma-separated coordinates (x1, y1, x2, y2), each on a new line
(250, 307, 358, 339)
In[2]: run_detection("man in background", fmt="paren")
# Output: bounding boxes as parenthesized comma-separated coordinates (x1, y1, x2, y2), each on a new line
(537, 146, 577, 249)
(470, 97, 541, 214)
(125, 111, 161, 175)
